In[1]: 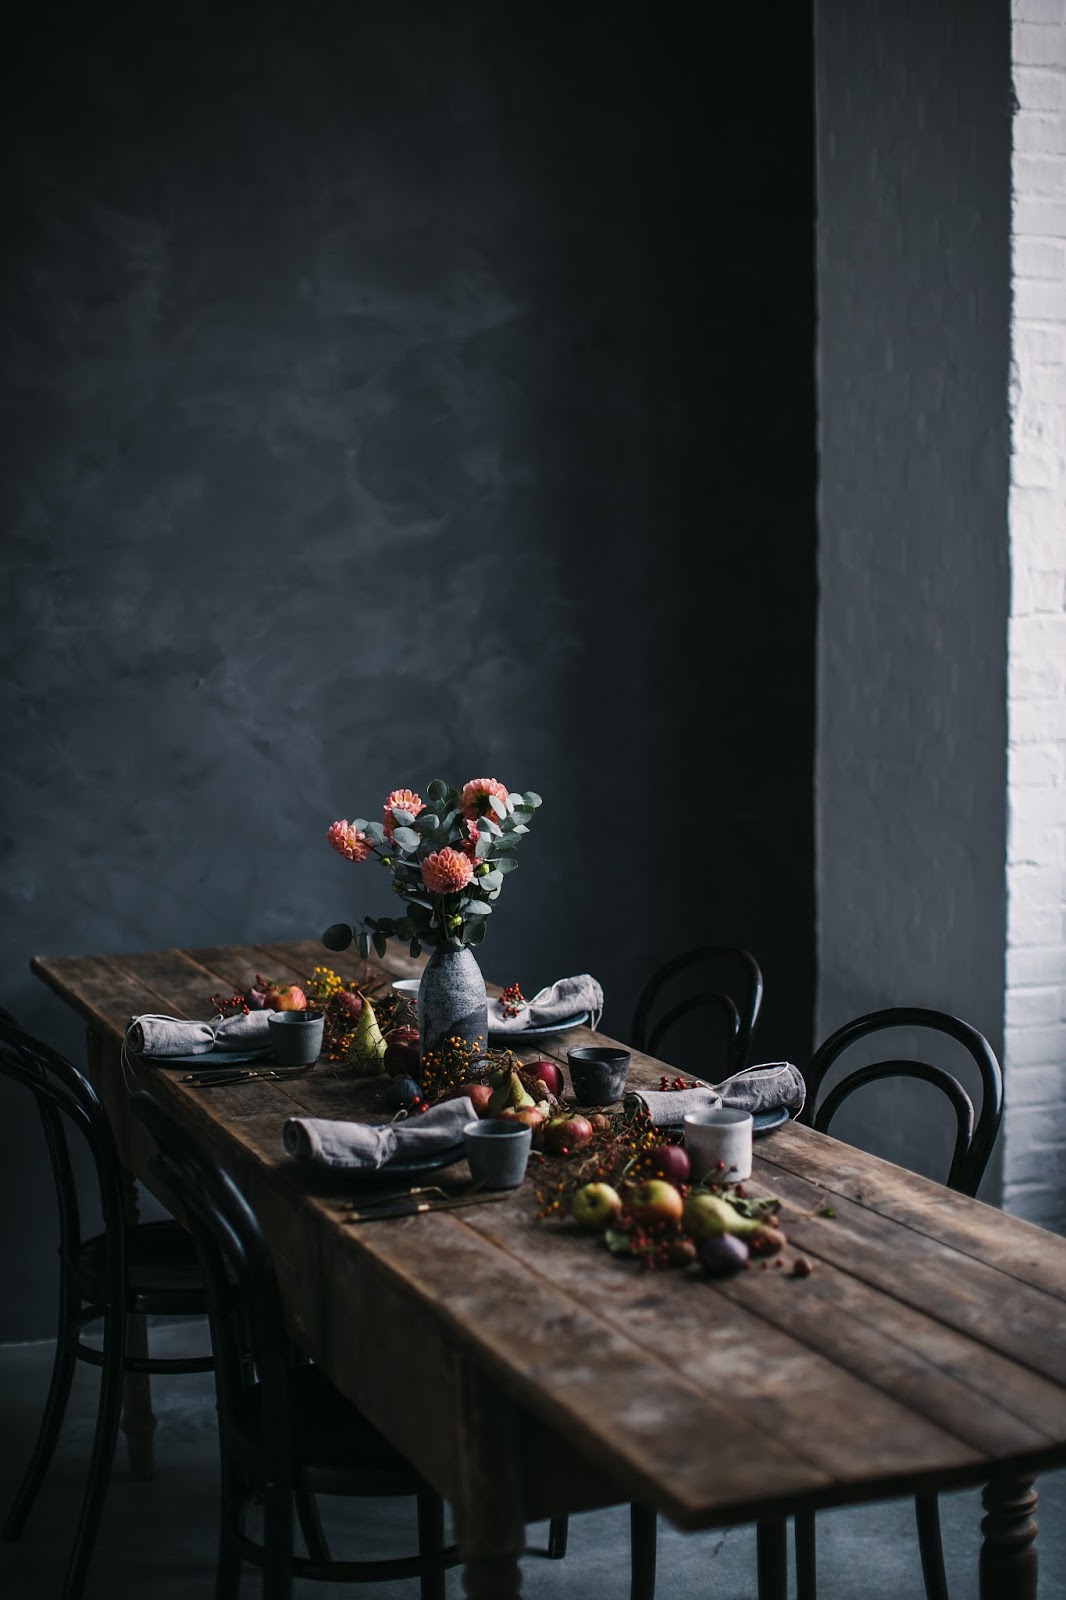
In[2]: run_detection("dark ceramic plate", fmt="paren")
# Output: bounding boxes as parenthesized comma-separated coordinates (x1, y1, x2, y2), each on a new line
(752, 1105, 789, 1137)
(148, 1043, 275, 1068)
(344, 1142, 467, 1186)
(487, 1010, 588, 1044)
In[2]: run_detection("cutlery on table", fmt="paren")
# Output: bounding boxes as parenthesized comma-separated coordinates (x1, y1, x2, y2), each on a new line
(343, 1190, 507, 1224)
(181, 1067, 287, 1086)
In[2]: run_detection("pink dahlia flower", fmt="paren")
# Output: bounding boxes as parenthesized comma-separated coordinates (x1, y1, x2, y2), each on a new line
(459, 777, 509, 821)
(382, 788, 424, 838)
(421, 847, 474, 895)
(327, 820, 372, 863)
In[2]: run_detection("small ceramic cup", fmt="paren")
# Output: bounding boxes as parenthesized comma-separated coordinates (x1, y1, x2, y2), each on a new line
(268, 1010, 325, 1067)
(567, 1045, 630, 1106)
(463, 1120, 532, 1190)
(683, 1107, 754, 1184)
(392, 978, 421, 1011)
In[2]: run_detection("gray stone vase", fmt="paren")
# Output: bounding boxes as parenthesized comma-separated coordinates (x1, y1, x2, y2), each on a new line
(418, 945, 488, 1083)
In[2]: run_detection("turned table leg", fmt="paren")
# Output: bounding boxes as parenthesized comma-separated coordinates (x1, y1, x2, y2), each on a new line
(86, 1027, 157, 1480)
(980, 1474, 1038, 1600)
(454, 1357, 525, 1600)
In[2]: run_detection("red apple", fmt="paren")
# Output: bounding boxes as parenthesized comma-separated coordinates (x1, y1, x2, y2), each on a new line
(499, 1105, 545, 1133)
(271, 984, 307, 1012)
(447, 1082, 494, 1118)
(542, 1114, 594, 1156)
(384, 1038, 420, 1077)
(571, 1182, 623, 1230)
(627, 1179, 684, 1226)
(647, 1144, 691, 1185)
(526, 1059, 565, 1098)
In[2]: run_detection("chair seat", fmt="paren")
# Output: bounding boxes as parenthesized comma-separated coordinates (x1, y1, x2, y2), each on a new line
(237, 1362, 423, 1491)
(74, 1219, 206, 1314)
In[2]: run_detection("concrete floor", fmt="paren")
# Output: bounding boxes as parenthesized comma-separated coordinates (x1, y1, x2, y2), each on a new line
(1, 1322, 1064, 1599)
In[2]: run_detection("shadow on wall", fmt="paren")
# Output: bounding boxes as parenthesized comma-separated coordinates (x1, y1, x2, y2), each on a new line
(0, 0, 817, 1336)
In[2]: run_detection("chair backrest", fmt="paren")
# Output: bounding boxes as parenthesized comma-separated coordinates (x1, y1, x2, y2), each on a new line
(130, 1090, 292, 1470)
(0, 1009, 126, 1295)
(800, 1007, 1004, 1196)
(631, 946, 764, 1077)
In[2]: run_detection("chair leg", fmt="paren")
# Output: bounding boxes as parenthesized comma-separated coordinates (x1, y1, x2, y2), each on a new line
(915, 1491, 950, 1600)
(61, 1301, 125, 1600)
(795, 1508, 817, 1600)
(630, 1504, 657, 1600)
(2, 1304, 79, 1540)
(417, 1488, 447, 1600)
(294, 1484, 331, 1564)
(213, 1466, 244, 1600)
(757, 1519, 788, 1600)
(547, 1515, 569, 1559)
(261, 1484, 293, 1600)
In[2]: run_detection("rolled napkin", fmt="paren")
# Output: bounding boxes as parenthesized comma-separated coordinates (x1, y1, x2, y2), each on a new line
(489, 974, 604, 1033)
(283, 1096, 476, 1172)
(624, 1061, 806, 1127)
(128, 1010, 275, 1058)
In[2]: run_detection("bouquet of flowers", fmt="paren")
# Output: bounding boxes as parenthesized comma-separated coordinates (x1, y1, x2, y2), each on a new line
(323, 777, 541, 959)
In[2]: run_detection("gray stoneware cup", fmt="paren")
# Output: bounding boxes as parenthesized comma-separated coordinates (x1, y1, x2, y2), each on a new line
(567, 1045, 630, 1105)
(268, 1010, 324, 1067)
(463, 1120, 532, 1190)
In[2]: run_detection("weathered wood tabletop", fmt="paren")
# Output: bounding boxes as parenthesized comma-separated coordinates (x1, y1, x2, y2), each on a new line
(32, 939, 1066, 1599)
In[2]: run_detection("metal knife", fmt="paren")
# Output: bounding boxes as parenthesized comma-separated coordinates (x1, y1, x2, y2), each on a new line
(343, 1190, 507, 1224)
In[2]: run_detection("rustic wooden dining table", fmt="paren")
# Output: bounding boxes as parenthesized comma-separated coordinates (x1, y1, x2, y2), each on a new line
(30, 938, 1066, 1600)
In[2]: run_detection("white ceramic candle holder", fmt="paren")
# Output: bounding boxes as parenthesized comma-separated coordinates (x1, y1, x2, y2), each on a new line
(682, 1107, 754, 1185)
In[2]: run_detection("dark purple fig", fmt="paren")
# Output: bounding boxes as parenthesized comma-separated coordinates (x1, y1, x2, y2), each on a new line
(386, 1075, 422, 1112)
(697, 1233, 749, 1277)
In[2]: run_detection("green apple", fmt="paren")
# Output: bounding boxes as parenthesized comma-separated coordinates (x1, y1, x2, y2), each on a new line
(571, 1182, 623, 1230)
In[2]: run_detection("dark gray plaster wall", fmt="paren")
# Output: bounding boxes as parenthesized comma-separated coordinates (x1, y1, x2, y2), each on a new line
(815, 0, 1012, 1192)
(0, 2, 817, 1336)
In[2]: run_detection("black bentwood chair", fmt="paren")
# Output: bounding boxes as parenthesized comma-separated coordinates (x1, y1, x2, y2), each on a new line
(0, 1009, 212, 1600)
(631, 946, 765, 1079)
(131, 1089, 459, 1600)
(790, 1007, 1004, 1600)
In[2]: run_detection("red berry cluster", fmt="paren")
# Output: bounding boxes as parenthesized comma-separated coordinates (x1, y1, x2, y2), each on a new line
(658, 1075, 701, 1091)
(407, 1095, 430, 1115)
(211, 991, 250, 1018)
(500, 981, 525, 1019)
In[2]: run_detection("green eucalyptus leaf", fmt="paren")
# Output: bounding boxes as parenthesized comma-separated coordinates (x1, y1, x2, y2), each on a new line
(391, 808, 416, 827)
(511, 823, 529, 836)
(372, 931, 388, 959)
(406, 895, 434, 910)
(356, 932, 370, 958)
(321, 922, 354, 951)
(464, 901, 492, 916)
(479, 870, 503, 891)
(522, 791, 543, 809)
(475, 831, 495, 859)
(364, 821, 386, 844)
(604, 1229, 632, 1257)
(438, 808, 459, 832)
(391, 826, 421, 852)
(414, 811, 439, 833)
(509, 806, 534, 825)
(491, 855, 519, 873)
(350, 819, 369, 833)
(409, 938, 422, 959)
(489, 793, 507, 819)
(427, 778, 448, 805)
(464, 917, 488, 947)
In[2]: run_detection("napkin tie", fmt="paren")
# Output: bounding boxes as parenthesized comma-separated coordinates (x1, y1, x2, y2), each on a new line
(489, 974, 603, 1033)
(624, 1062, 806, 1126)
(283, 1097, 477, 1172)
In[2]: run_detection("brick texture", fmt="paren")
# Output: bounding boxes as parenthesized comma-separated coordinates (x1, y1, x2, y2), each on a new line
(1005, 5, 1066, 1229)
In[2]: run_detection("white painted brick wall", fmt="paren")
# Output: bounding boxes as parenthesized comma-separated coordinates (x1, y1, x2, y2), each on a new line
(1004, 2, 1066, 1229)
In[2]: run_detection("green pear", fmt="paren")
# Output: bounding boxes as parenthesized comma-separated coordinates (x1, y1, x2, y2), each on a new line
(345, 994, 387, 1074)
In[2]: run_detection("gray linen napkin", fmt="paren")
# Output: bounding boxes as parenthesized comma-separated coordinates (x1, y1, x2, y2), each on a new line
(489, 974, 603, 1033)
(282, 1097, 476, 1172)
(624, 1062, 806, 1127)
(129, 1010, 275, 1057)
